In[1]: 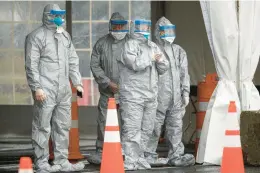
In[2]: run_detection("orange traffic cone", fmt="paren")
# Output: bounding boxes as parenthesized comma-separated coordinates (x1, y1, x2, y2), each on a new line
(100, 98, 124, 173)
(68, 83, 84, 160)
(18, 157, 33, 173)
(221, 101, 245, 173)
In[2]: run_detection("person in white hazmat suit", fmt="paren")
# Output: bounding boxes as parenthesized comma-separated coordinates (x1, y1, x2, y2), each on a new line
(145, 16, 195, 167)
(117, 19, 169, 170)
(88, 12, 130, 164)
(25, 4, 85, 172)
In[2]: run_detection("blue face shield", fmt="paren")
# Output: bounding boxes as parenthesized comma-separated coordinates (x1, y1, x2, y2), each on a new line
(49, 9, 66, 26)
(159, 25, 176, 39)
(134, 20, 151, 40)
(110, 20, 129, 32)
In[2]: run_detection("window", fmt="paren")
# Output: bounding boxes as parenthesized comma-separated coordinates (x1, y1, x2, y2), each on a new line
(73, 0, 151, 106)
(0, 1, 151, 105)
(0, 1, 65, 105)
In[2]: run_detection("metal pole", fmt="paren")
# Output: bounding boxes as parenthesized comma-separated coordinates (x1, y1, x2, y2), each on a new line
(66, 1, 72, 36)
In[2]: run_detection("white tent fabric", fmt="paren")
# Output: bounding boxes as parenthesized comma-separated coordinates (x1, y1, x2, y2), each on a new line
(197, 0, 241, 165)
(239, 1, 260, 111)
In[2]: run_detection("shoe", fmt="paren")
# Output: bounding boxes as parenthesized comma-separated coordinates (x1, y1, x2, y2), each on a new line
(168, 154, 195, 167)
(86, 152, 102, 165)
(35, 163, 54, 173)
(49, 165, 61, 172)
(124, 161, 138, 171)
(137, 157, 151, 170)
(146, 156, 169, 166)
(59, 161, 85, 172)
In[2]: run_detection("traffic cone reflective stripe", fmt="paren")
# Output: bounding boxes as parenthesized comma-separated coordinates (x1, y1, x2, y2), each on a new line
(19, 157, 33, 173)
(221, 101, 244, 173)
(224, 130, 241, 148)
(100, 98, 124, 173)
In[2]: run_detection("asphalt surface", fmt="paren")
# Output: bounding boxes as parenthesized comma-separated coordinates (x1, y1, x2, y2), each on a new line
(1, 152, 259, 173)
(1, 162, 260, 173)
(0, 143, 259, 173)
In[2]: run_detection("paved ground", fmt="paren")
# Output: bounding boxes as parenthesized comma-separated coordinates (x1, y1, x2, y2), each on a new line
(0, 142, 259, 173)
(1, 162, 260, 173)
(0, 151, 259, 173)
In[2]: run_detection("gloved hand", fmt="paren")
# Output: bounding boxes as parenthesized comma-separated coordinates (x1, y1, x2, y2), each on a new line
(35, 89, 46, 101)
(109, 82, 118, 94)
(76, 85, 84, 94)
(182, 96, 189, 107)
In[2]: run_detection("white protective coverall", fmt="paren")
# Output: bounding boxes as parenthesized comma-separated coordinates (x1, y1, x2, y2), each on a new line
(88, 12, 130, 164)
(25, 4, 85, 172)
(146, 16, 195, 167)
(117, 19, 169, 170)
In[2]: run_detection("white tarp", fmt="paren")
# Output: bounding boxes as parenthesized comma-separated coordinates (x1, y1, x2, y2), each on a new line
(239, 1, 260, 111)
(197, 0, 241, 165)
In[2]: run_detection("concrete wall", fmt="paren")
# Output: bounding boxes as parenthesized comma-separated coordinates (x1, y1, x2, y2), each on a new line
(0, 88, 198, 147)
(0, 106, 98, 147)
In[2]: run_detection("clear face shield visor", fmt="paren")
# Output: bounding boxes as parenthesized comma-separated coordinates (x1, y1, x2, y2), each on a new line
(134, 20, 151, 35)
(110, 20, 129, 33)
(159, 24, 176, 39)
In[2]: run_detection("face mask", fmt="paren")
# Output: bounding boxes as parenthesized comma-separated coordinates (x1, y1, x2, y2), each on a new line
(162, 37, 175, 44)
(143, 33, 150, 40)
(111, 32, 127, 40)
(50, 17, 65, 27)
